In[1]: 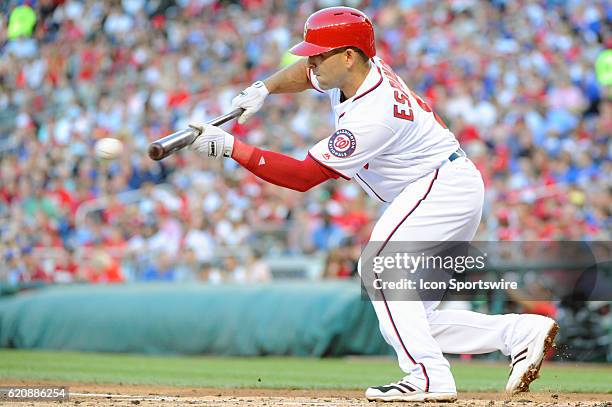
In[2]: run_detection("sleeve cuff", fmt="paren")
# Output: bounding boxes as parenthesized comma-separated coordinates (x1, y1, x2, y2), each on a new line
(307, 152, 351, 180)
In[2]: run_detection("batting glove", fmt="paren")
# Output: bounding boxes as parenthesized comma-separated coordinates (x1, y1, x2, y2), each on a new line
(231, 81, 269, 124)
(189, 123, 235, 159)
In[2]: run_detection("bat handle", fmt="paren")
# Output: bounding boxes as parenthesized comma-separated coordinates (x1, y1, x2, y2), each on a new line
(208, 107, 244, 126)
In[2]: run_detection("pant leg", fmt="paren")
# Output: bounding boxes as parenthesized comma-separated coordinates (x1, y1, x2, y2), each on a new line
(426, 309, 521, 356)
(362, 157, 484, 393)
(406, 159, 542, 358)
(426, 309, 554, 356)
(369, 293, 455, 392)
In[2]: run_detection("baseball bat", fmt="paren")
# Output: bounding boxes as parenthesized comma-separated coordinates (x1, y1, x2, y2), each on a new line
(147, 108, 244, 161)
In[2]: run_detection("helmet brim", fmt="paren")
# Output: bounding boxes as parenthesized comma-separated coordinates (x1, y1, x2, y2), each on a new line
(289, 41, 335, 57)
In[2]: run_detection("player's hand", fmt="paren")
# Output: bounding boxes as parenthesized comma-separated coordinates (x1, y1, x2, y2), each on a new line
(231, 81, 269, 124)
(189, 123, 234, 159)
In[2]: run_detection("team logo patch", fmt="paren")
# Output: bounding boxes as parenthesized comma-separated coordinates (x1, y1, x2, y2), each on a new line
(328, 129, 356, 158)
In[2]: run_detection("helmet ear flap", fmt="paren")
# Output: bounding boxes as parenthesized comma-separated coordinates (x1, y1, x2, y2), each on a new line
(289, 7, 376, 58)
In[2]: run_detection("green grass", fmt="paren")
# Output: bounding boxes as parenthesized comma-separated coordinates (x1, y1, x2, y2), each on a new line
(0, 349, 610, 393)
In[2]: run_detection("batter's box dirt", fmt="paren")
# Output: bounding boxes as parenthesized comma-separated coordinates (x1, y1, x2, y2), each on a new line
(6, 383, 610, 407)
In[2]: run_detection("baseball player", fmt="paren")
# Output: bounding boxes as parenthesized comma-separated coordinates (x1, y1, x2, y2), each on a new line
(190, 7, 559, 402)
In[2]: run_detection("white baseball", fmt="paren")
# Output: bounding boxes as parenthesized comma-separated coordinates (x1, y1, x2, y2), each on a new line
(95, 138, 123, 159)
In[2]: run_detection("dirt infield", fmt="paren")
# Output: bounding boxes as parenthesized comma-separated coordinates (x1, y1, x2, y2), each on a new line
(1, 381, 611, 407)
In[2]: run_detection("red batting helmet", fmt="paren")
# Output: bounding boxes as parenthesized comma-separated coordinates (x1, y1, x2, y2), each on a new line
(290, 7, 376, 58)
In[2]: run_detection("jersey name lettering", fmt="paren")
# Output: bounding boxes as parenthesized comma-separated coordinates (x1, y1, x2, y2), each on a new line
(380, 62, 414, 121)
(380, 60, 447, 128)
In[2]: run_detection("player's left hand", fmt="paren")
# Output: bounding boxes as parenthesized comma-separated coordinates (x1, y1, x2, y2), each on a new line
(231, 81, 269, 124)
(189, 123, 235, 159)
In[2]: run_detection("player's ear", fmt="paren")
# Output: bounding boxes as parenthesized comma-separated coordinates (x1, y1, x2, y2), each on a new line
(346, 47, 367, 68)
(345, 48, 358, 68)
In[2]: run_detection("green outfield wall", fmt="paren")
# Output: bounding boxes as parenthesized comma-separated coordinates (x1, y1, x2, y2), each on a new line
(0, 282, 392, 356)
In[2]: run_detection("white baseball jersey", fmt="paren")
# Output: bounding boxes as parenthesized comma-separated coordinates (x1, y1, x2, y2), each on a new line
(306, 57, 538, 396)
(308, 57, 459, 203)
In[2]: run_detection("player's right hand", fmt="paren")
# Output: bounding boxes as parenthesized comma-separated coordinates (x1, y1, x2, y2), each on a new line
(189, 123, 234, 160)
(231, 81, 269, 124)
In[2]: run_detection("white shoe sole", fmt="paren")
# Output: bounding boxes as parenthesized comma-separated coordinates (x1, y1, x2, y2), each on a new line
(508, 319, 559, 394)
(366, 392, 457, 402)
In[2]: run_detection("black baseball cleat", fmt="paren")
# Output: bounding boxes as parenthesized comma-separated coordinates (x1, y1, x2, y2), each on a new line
(365, 376, 457, 402)
(506, 317, 559, 394)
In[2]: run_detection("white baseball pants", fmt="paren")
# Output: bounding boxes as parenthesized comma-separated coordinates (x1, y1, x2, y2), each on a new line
(362, 157, 528, 393)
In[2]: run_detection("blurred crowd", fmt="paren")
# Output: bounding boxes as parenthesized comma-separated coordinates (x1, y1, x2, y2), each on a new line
(0, 0, 610, 286)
